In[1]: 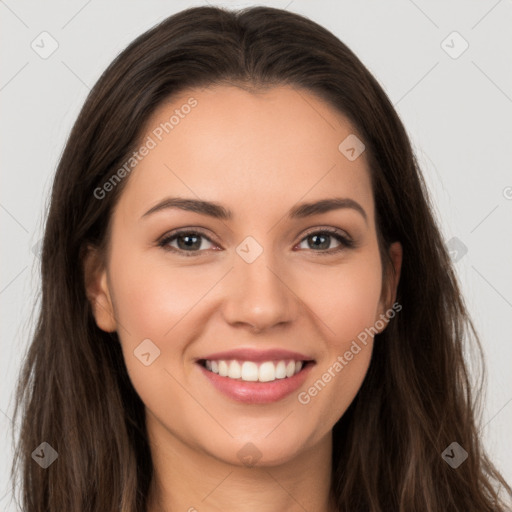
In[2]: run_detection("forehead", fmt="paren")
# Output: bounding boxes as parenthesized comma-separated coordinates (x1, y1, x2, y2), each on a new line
(115, 85, 374, 225)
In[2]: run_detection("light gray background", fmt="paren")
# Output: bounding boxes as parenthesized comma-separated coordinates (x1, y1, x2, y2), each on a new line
(1, 0, 511, 509)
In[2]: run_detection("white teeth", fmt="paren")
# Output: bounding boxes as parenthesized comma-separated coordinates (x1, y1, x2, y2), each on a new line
(258, 361, 275, 382)
(228, 360, 241, 379)
(218, 360, 229, 377)
(275, 361, 287, 379)
(203, 359, 306, 382)
(241, 361, 259, 381)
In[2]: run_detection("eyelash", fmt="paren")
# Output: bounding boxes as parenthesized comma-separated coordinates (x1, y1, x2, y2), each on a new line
(157, 227, 355, 257)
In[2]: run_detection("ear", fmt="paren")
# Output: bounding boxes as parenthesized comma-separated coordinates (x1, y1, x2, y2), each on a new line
(82, 244, 117, 333)
(376, 241, 402, 330)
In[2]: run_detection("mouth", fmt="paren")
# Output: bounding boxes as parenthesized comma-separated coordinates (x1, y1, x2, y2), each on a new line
(197, 358, 315, 383)
(196, 357, 316, 404)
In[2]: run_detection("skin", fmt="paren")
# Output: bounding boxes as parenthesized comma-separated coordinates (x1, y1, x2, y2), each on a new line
(84, 85, 402, 512)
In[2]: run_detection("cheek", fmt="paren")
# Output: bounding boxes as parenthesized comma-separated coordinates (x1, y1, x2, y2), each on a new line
(297, 250, 382, 422)
(107, 248, 225, 385)
(107, 253, 207, 404)
(305, 251, 383, 349)
(109, 252, 208, 338)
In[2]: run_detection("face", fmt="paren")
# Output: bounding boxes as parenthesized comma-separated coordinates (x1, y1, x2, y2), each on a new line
(85, 85, 401, 467)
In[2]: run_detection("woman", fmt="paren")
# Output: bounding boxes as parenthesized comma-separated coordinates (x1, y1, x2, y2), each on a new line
(11, 5, 512, 511)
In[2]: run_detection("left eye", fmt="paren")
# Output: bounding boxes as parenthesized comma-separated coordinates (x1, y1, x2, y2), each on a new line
(158, 229, 353, 256)
(297, 230, 353, 252)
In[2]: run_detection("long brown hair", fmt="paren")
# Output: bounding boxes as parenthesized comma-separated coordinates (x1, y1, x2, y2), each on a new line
(10, 5, 512, 511)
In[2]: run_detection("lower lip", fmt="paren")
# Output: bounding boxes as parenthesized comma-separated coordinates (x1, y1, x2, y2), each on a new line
(197, 362, 314, 404)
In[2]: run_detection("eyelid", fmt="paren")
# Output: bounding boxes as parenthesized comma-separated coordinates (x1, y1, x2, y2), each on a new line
(301, 225, 352, 240)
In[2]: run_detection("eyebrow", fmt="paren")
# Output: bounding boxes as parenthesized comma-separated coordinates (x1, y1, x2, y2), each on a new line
(141, 196, 368, 224)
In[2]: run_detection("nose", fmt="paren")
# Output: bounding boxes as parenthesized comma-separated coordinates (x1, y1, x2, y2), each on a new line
(221, 247, 299, 333)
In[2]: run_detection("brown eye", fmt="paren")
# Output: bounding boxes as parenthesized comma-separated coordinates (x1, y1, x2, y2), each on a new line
(158, 230, 215, 256)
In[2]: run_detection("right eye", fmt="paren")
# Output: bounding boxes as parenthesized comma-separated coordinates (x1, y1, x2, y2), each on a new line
(158, 230, 217, 256)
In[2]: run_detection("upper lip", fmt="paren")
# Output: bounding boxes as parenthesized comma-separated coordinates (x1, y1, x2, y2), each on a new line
(197, 348, 315, 363)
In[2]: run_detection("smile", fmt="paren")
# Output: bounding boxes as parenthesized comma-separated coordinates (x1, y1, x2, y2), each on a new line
(197, 358, 315, 404)
(201, 359, 307, 382)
